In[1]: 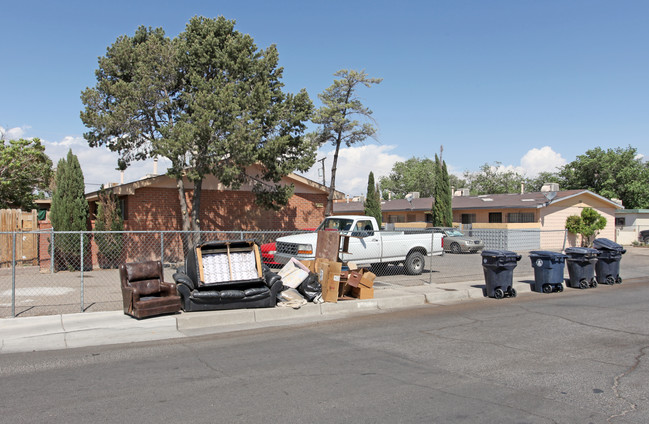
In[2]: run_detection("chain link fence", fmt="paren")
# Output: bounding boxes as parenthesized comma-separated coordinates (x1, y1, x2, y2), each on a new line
(2, 227, 570, 318)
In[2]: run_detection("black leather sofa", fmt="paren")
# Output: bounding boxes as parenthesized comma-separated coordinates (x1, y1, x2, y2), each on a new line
(172, 240, 283, 312)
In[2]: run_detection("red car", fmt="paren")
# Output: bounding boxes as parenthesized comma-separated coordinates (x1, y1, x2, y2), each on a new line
(261, 229, 316, 267)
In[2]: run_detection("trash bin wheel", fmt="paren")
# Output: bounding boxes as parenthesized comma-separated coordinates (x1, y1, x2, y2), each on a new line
(590, 278, 598, 288)
(616, 276, 623, 284)
(542, 284, 553, 294)
(509, 287, 517, 298)
(606, 276, 615, 285)
(556, 284, 564, 292)
(494, 288, 504, 299)
(579, 279, 589, 289)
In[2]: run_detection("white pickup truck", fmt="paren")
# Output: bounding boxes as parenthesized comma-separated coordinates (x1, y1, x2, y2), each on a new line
(274, 215, 444, 275)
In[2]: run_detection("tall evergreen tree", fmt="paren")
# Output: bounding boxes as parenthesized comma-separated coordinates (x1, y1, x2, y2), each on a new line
(440, 160, 453, 226)
(431, 154, 453, 227)
(50, 149, 89, 270)
(312, 69, 382, 215)
(81, 17, 316, 250)
(364, 171, 382, 227)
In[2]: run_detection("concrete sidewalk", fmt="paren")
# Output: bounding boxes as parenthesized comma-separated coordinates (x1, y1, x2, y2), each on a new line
(5, 272, 649, 355)
(1, 276, 512, 354)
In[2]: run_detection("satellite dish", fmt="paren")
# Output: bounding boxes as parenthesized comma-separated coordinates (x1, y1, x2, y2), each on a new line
(544, 191, 557, 202)
(405, 193, 414, 209)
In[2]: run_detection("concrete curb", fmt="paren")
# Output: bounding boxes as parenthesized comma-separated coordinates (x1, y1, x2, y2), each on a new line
(0, 276, 542, 354)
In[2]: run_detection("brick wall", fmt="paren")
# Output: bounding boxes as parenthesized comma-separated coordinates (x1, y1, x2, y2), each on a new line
(124, 187, 327, 231)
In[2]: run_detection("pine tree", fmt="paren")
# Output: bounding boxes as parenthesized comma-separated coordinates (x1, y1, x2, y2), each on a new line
(50, 149, 89, 270)
(364, 171, 382, 227)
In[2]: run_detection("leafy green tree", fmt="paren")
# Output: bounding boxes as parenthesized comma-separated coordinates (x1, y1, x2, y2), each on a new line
(559, 146, 649, 209)
(565, 207, 607, 247)
(94, 185, 124, 268)
(523, 171, 562, 192)
(81, 17, 315, 248)
(364, 172, 382, 227)
(50, 150, 89, 270)
(464, 162, 525, 195)
(312, 69, 382, 215)
(379, 157, 435, 199)
(432, 155, 453, 227)
(0, 137, 52, 210)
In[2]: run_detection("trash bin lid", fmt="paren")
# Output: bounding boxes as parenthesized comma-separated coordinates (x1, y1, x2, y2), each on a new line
(529, 250, 567, 259)
(481, 249, 521, 259)
(565, 247, 599, 256)
(593, 238, 624, 251)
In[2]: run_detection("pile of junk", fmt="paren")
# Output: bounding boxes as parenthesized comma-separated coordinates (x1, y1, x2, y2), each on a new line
(120, 231, 375, 318)
(273, 229, 376, 309)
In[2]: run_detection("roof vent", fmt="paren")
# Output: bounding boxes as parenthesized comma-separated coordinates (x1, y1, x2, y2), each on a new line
(541, 183, 559, 192)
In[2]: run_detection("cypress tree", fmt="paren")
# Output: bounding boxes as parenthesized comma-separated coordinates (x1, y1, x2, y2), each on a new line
(364, 171, 382, 227)
(50, 149, 89, 270)
(440, 160, 453, 226)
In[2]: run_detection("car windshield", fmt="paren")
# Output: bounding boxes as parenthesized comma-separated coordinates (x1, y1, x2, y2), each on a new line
(317, 218, 354, 232)
(444, 229, 465, 237)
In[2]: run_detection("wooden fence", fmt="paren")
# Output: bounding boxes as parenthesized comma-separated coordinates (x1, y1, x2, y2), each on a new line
(0, 209, 39, 267)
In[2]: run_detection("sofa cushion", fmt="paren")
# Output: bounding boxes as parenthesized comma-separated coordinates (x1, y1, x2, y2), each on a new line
(244, 287, 270, 297)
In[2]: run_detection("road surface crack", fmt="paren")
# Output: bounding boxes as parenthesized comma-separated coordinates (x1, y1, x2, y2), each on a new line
(607, 345, 648, 423)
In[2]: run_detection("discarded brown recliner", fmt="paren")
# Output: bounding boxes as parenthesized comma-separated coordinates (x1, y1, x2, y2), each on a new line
(119, 260, 181, 319)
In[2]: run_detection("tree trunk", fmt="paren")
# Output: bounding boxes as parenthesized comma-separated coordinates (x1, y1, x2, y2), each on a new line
(190, 179, 202, 247)
(176, 177, 192, 256)
(325, 137, 343, 216)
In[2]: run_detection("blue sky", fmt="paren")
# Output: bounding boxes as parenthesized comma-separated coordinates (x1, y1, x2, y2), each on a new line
(2, 0, 648, 196)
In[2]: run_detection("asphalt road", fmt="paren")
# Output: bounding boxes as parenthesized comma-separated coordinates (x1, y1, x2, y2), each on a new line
(1, 279, 648, 423)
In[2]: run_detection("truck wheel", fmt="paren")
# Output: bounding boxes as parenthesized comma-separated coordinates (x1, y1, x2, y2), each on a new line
(450, 243, 461, 254)
(404, 251, 425, 275)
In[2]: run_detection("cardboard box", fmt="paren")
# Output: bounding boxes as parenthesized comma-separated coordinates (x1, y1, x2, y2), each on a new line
(359, 271, 376, 289)
(315, 258, 342, 303)
(350, 286, 374, 300)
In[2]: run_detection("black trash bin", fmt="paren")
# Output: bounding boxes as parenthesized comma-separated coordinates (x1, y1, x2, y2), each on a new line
(481, 250, 522, 299)
(529, 251, 567, 293)
(565, 247, 598, 289)
(593, 238, 626, 285)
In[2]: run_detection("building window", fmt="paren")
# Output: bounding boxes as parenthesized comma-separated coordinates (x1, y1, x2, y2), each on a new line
(119, 197, 127, 221)
(615, 217, 625, 226)
(489, 212, 502, 223)
(389, 215, 405, 223)
(461, 214, 476, 224)
(508, 212, 535, 223)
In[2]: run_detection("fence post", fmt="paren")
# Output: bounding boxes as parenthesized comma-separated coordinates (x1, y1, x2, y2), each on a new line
(50, 227, 54, 274)
(12, 232, 16, 318)
(80, 232, 84, 313)
(160, 231, 165, 265)
(429, 229, 433, 285)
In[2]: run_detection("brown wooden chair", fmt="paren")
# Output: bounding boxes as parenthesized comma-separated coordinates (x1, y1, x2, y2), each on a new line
(120, 261, 181, 319)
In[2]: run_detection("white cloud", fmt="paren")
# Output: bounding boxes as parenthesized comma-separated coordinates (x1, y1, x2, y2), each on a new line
(42, 136, 171, 192)
(299, 144, 405, 196)
(0, 125, 30, 140)
(520, 146, 566, 176)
